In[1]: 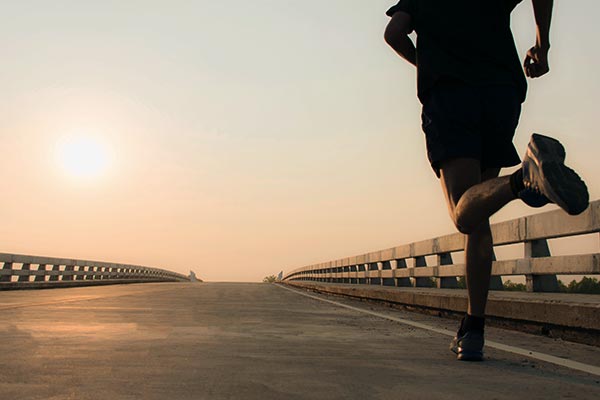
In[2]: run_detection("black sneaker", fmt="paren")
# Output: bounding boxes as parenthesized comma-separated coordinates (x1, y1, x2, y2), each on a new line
(450, 330, 484, 361)
(522, 133, 589, 215)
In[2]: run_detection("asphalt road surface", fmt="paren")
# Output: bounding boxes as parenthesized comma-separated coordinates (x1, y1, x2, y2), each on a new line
(1, 282, 599, 399)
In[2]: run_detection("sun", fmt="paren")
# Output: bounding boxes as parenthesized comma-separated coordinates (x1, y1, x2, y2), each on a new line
(56, 136, 111, 179)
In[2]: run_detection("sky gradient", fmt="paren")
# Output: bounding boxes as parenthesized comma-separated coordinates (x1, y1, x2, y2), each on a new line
(1, 1, 598, 281)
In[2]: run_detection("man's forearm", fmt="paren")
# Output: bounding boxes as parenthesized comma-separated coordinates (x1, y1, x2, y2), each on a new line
(532, 0, 553, 48)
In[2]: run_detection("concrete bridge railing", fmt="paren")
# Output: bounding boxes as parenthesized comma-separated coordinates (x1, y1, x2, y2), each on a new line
(0, 253, 189, 290)
(283, 200, 599, 293)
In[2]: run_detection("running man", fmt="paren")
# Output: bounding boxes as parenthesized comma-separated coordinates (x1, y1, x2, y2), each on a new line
(384, 0, 589, 361)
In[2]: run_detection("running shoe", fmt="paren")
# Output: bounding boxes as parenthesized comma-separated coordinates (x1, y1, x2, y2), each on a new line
(450, 330, 484, 361)
(521, 133, 589, 215)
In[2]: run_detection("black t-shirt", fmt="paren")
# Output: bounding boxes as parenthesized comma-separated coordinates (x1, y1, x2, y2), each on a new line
(387, 0, 527, 103)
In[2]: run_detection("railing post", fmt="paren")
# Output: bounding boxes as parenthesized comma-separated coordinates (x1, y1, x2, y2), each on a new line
(382, 261, 394, 286)
(437, 253, 458, 288)
(35, 264, 47, 282)
(395, 259, 411, 287)
(84, 266, 93, 280)
(349, 265, 357, 284)
(18, 263, 31, 282)
(525, 239, 559, 292)
(1, 262, 13, 282)
(489, 253, 504, 290)
(414, 256, 430, 287)
(49, 264, 60, 281)
(75, 265, 85, 281)
(369, 262, 380, 285)
(63, 265, 75, 281)
(358, 264, 367, 284)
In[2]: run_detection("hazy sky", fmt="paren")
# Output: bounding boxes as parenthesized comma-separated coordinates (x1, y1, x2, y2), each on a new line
(0, 1, 598, 281)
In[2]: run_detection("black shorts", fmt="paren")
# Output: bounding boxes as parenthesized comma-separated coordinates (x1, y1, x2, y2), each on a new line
(421, 80, 522, 178)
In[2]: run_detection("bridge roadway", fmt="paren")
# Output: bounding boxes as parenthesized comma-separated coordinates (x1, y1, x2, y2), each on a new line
(1, 283, 599, 400)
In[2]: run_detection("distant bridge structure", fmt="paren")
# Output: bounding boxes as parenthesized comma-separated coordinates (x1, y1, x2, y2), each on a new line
(0, 253, 189, 289)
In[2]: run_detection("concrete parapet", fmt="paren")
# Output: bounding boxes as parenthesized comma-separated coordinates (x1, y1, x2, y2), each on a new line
(285, 281, 600, 344)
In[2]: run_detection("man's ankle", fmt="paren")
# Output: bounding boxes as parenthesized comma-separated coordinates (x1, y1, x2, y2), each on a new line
(459, 314, 485, 336)
(509, 168, 524, 196)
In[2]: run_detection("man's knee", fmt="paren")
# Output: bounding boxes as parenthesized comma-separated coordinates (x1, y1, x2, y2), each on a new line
(439, 158, 483, 234)
(453, 216, 474, 235)
(449, 204, 474, 234)
(453, 206, 488, 235)
(453, 213, 491, 236)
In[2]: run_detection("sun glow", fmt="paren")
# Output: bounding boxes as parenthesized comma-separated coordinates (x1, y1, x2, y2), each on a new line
(56, 136, 111, 179)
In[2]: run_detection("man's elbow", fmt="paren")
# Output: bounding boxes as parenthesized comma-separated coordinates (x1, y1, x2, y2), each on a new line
(383, 24, 403, 48)
(384, 23, 397, 46)
(384, 13, 412, 47)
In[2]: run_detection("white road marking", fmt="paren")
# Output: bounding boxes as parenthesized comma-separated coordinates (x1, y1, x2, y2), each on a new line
(277, 284, 600, 377)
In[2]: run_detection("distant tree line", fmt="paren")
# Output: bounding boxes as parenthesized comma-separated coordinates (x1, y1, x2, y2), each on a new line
(557, 277, 600, 294)
(456, 276, 600, 294)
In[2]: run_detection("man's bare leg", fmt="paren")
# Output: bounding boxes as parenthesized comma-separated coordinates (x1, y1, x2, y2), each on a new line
(440, 159, 516, 235)
(464, 221, 493, 316)
(439, 159, 517, 318)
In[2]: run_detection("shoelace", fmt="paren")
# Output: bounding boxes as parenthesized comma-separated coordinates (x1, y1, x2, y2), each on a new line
(523, 180, 543, 194)
(521, 181, 550, 205)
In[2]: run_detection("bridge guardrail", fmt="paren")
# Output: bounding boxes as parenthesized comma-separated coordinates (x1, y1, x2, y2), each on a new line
(283, 200, 599, 293)
(0, 253, 189, 290)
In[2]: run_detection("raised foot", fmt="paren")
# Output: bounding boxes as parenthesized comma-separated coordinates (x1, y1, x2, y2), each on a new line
(522, 134, 589, 215)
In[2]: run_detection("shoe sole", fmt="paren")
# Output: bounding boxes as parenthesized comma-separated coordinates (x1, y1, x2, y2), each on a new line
(457, 351, 483, 362)
(537, 161, 589, 215)
(528, 135, 589, 215)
